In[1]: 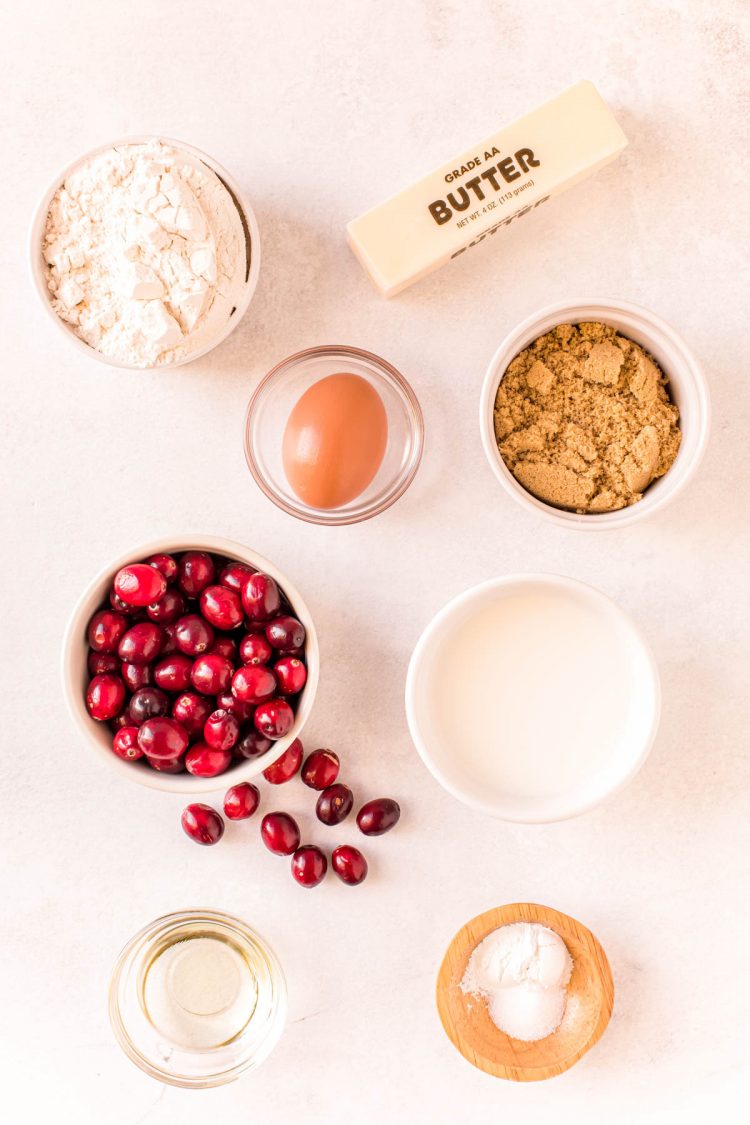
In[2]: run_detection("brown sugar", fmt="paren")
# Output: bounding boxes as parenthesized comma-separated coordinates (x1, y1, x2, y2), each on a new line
(493, 322, 681, 513)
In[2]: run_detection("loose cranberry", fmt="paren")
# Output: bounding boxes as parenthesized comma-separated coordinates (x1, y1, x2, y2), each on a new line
(216, 691, 256, 724)
(223, 782, 260, 820)
(147, 756, 185, 773)
(118, 622, 163, 665)
(114, 563, 167, 608)
(211, 636, 238, 662)
(265, 615, 306, 652)
(121, 661, 153, 691)
(191, 653, 233, 695)
(110, 589, 141, 616)
(232, 664, 276, 705)
(254, 698, 294, 740)
(87, 610, 128, 652)
(174, 614, 214, 656)
(146, 553, 178, 584)
(112, 726, 144, 762)
(241, 573, 281, 621)
(316, 783, 354, 826)
(219, 561, 256, 592)
(172, 692, 212, 736)
(301, 748, 339, 790)
(86, 674, 125, 721)
(261, 812, 300, 855)
(239, 633, 273, 665)
(146, 588, 184, 624)
(185, 742, 233, 778)
(153, 654, 193, 692)
(291, 845, 327, 888)
(178, 551, 215, 598)
(200, 585, 244, 630)
(137, 716, 189, 761)
(112, 709, 133, 730)
(181, 803, 224, 845)
(331, 845, 368, 886)
(88, 651, 119, 676)
(262, 738, 303, 783)
(161, 622, 179, 655)
(357, 798, 400, 836)
(128, 686, 169, 725)
(274, 657, 307, 695)
(234, 729, 271, 759)
(204, 709, 240, 751)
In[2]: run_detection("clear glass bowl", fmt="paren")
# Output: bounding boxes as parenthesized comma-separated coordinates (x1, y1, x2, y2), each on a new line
(244, 345, 424, 525)
(109, 910, 287, 1088)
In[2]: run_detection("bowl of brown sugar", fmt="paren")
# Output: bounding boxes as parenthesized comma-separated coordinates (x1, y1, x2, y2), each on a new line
(480, 300, 710, 529)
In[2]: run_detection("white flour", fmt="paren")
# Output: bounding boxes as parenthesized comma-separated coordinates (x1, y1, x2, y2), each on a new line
(461, 922, 573, 1041)
(43, 140, 247, 367)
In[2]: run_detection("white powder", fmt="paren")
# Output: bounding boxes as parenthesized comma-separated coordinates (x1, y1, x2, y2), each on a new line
(461, 922, 573, 1041)
(43, 140, 248, 367)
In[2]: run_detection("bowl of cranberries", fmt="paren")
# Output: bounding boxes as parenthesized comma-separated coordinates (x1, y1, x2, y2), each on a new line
(62, 538, 318, 792)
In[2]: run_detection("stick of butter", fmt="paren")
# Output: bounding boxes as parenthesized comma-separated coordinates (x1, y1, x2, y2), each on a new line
(346, 81, 627, 298)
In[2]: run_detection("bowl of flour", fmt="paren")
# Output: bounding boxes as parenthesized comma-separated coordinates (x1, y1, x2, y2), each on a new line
(30, 136, 260, 368)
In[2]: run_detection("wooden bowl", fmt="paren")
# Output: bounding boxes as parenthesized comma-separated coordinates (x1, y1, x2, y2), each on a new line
(436, 903, 614, 1082)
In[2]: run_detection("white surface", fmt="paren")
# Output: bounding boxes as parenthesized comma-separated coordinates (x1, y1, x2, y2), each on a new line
(1, 2, 748, 1123)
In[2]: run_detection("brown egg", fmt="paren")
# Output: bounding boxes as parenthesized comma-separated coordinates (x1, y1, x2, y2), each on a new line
(282, 373, 388, 509)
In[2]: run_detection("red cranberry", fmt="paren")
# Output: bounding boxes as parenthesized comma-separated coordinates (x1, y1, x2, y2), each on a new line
(181, 803, 224, 845)
(211, 636, 238, 662)
(86, 674, 125, 721)
(191, 653, 233, 695)
(178, 551, 215, 597)
(128, 686, 170, 725)
(357, 798, 400, 836)
(174, 614, 214, 656)
(111, 709, 133, 730)
(291, 845, 327, 888)
(232, 664, 276, 705)
(118, 622, 163, 665)
(204, 709, 240, 751)
(265, 615, 305, 652)
(146, 553, 178, 583)
(241, 573, 281, 621)
(114, 563, 167, 607)
(148, 756, 185, 773)
(216, 691, 256, 724)
(88, 651, 119, 676)
(219, 561, 256, 592)
(261, 812, 300, 855)
(301, 749, 339, 790)
(316, 783, 353, 826)
(200, 585, 243, 630)
(153, 654, 193, 692)
(110, 589, 141, 615)
(121, 661, 152, 691)
(87, 610, 128, 652)
(185, 742, 232, 778)
(239, 633, 273, 665)
(161, 622, 179, 655)
(234, 729, 272, 759)
(112, 726, 144, 762)
(254, 698, 294, 740)
(146, 588, 184, 624)
(262, 738, 303, 783)
(331, 845, 368, 885)
(137, 717, 188, 761)
(172, 692, 212, 736)
(223, 782, 260, 820)
(274, 657, 307, 695)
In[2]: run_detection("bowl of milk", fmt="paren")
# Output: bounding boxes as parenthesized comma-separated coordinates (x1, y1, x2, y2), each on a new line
(405, 574, 660, 823)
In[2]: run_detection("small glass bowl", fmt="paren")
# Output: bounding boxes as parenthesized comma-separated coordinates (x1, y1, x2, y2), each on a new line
(244, 345, 424, 525)
(109, 910, 287, 1088)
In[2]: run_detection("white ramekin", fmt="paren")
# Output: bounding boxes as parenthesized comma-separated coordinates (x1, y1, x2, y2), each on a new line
(29, 135, 261, 370)
(405, 573, 661, 823)
(479, 299, 710, 529)
(62, 536, 318, 794)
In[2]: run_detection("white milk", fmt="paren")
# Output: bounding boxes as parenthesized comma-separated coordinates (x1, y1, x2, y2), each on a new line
(428, 586, 633, 800)
(143, 935, 258, 1050)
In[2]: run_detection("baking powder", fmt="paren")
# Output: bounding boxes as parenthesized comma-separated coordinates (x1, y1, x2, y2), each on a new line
(43, 140, 247, 367)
